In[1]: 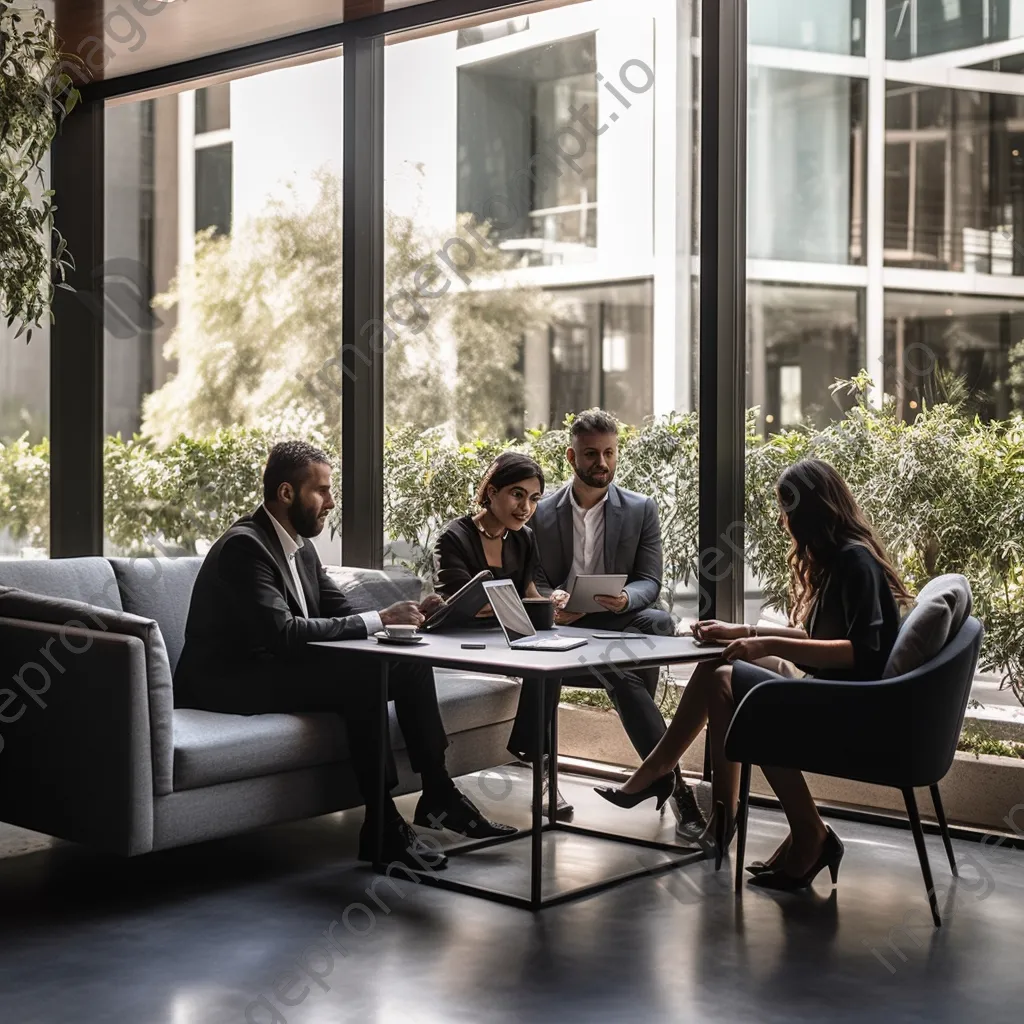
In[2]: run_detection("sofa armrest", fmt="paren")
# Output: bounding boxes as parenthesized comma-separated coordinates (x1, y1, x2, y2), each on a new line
(724, 676, 915, 787)
(0, 617, 155, 855)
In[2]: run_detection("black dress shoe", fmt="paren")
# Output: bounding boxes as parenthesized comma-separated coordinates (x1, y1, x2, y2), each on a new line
(414, 786, 518, 839)
(672, 778, 708, 842)
(358, 816, 449, 871)
(536, 760, 575, 822)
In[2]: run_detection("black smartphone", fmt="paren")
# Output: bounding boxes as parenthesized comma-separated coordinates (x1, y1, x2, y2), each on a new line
(461, 642, 487, 650)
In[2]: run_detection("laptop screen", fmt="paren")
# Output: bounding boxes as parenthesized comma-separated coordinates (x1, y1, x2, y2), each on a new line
(484, 579, 536, 644)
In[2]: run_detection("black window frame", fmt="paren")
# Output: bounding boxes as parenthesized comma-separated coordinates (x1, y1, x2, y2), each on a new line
(51, 0, 748, 623)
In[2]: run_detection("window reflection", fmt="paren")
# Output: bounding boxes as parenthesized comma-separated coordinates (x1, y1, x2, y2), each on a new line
(748, 69, 866, 265)
(457, 33, 599, 267)
(884, 291, 1024, 421)
(533, 281, 653, 432)
(884, 84, 1024, 275)
(747, 283, 863, 433)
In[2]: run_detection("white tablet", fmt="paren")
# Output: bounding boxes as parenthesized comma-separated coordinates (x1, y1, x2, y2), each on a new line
(564, 574, 628, 614)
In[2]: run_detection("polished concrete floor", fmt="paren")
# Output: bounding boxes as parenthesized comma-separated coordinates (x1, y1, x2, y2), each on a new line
(1, 769, 1022, 1024)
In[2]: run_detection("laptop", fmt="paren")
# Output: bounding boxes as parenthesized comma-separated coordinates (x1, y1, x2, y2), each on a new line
(483, 579, 588, 652)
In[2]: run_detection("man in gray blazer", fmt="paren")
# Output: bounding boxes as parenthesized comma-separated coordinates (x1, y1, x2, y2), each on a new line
(509, 410, 704, 835)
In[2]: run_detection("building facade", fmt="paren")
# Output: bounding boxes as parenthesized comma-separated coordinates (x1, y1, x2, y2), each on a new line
(5, 0, 1024, 462)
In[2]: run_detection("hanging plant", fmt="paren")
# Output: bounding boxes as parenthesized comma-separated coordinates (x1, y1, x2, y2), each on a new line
(0, 0, 80, 341)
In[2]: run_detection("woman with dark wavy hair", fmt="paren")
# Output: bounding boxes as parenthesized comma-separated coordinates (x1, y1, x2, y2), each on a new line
(596, 458, 912, 889)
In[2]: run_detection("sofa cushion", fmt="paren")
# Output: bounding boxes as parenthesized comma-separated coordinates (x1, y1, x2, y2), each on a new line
(172, 669, 521, 790)
(324, 565, 423, 614)
(883, 573, 973, 679)
(0, 587, 175, 796)
(109, 557, 203, 675)
(0, 557, 123, 611)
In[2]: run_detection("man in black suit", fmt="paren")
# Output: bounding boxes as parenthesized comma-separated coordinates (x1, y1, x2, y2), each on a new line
(519, 409, 706, 837)
(174, 441, 514, 870)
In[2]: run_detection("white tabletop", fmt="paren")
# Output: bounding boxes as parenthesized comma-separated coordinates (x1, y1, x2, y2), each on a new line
(311, 625, 720, 679)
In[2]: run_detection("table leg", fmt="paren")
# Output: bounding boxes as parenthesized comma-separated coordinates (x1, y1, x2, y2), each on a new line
(531, 675, 545, 908)
(374, 660, 389, 866)
(547, 678, 559, 824)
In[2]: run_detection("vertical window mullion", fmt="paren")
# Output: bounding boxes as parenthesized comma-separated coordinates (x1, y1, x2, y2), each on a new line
(342, 34, 386, 568)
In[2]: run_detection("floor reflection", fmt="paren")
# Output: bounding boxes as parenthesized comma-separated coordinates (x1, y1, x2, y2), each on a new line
(0, 769, 1022, 1024)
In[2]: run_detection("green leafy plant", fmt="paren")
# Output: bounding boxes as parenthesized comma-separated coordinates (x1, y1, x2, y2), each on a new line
(103, 422, 337, 555)
(1, 1, 80, 337)
(958, 722, 1024, 760)
(744, 375, 1024, 701)
(3, 377, 1023, 711)
(0, 433, 48, 548)
(141, 173, 552, 444)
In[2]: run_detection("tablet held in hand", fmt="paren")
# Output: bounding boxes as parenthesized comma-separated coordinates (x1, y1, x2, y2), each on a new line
(564, 574, 629, 614)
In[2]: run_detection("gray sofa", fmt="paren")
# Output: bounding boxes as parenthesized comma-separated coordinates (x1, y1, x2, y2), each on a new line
(0, 556, 520, 856)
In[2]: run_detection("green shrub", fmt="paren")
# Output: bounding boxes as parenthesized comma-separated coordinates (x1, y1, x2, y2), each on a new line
(0, 435, 49, 549)
(1, 380, 1021, 705)
(102, 428, 322, 554)
(958, 722, 1024, 759)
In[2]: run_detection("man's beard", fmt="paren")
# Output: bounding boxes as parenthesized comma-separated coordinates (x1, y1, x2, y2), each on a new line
(576, 466, 613, 489)
(288, 498, 324, 538)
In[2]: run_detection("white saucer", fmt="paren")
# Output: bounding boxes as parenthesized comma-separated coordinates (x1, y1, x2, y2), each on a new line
(373, 632, 425, 646)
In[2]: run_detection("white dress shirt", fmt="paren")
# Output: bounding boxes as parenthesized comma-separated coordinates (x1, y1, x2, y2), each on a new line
(567, 487, 608, 590)
(263, 507, 382, 636)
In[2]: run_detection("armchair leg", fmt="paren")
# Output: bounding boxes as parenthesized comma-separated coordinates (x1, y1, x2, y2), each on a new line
(734, 763, 751, 894)
(929, 784, 958, 876)
(903, 788, 941, 927)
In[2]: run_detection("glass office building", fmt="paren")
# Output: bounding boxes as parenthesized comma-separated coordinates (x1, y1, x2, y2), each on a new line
(5, 0, 1024, 556)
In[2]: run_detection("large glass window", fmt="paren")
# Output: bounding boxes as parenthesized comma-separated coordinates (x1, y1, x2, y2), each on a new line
(886, 0, 1024, 60)
(748, 69, 867, 264)
(0, 328, 49, 559)
(382, 1, 662, 571)
(384, 4, 655, 439)
(749, 0, 866, 56)
(103, 57, 344, 559)
(195, 142, 233, 237)
(746, 283, 863, 433)
(457, 33, 599, 266)
(884, 290, 1024, 421)
(884, 83, 1024, 274)
(530, 281, 654, 432)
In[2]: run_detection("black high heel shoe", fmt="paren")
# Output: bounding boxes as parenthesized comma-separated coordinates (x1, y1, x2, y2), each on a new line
(748, 826, 845, 891)
(595, 774, 674, 812)
(746, 843, 789, 876)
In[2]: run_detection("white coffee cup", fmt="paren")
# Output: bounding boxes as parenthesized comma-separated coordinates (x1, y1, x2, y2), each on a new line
(383, 623, 419, 639)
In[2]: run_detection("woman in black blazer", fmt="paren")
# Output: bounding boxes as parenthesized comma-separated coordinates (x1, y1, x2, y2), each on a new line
(434, 452, 574, 812)
(597, 459, 912, 889)
(433, 452, 546, 610)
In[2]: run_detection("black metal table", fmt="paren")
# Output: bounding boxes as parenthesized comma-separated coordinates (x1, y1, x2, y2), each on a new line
(313, 626, 719, 910)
